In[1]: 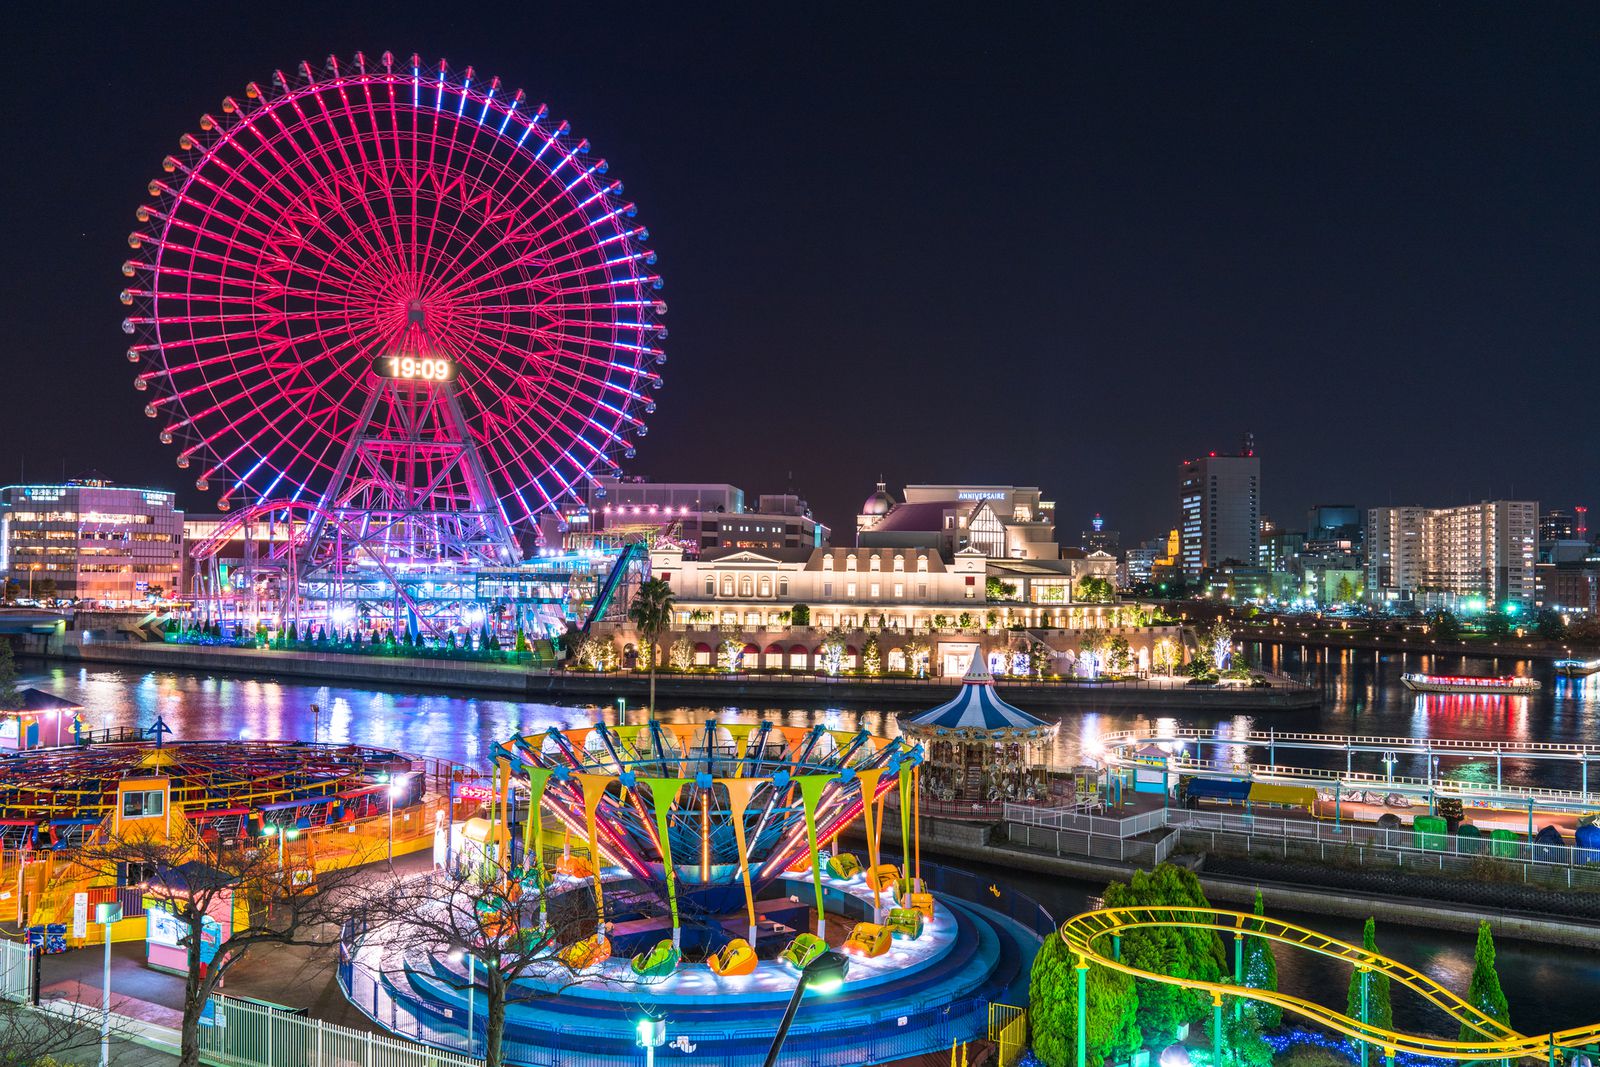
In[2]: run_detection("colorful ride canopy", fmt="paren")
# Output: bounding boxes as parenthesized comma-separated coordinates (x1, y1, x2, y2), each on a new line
(493, 720, 922, 896)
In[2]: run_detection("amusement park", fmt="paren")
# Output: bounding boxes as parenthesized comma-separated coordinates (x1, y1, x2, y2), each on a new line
(4, 10, 1600, 1067)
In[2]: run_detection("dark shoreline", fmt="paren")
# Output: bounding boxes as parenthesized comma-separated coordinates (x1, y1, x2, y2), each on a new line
(24, 638, 1322, 711)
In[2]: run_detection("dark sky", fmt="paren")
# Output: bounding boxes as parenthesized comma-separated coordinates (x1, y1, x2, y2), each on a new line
(5, 3, 1598, 544)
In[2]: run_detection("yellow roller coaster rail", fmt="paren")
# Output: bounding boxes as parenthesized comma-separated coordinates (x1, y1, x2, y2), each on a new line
(1058, 906, 1593, 1065)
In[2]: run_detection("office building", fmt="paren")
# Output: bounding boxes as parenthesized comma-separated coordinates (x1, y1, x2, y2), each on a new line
(859, 483, 1057, 559)
(1, 481, 184, 604)
(1178, 437, 1261, 575)
(1081, 514, 1120, 555)
(577, 477, 830, 553)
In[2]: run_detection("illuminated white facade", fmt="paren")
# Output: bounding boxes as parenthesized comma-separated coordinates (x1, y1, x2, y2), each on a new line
(1, 482, 184, 604)
(1365, 501, 1537, 609)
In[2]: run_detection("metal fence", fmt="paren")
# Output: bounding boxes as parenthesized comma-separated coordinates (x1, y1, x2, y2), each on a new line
(0, 939, 30, 1003)
(198, 992, 483, 1067)
(1003, 803, 1167, 838)
(1005, 821, 1178, 867)
(990, 1003, 1029, 1067)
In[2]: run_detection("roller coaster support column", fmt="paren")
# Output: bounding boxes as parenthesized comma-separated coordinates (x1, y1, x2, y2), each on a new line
(1112, 935, 1120, 962)
(1358, 968, 1369, 1067)
(1212, 992, 1225, 1066)
(1075, 960, 1089, 1067)
(1233, 933, 1243, 1020)
(1383, 1047, 1393, 1067)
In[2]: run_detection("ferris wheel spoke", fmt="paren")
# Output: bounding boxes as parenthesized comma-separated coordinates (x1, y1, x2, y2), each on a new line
(460, 332, 639, 450)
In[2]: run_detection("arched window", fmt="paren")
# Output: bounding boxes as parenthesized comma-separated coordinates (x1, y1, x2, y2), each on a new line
(823, 554, 834, 571)
(779, 577, 789, 596)
(759, 576, 772, 597)
(739, 576, 753, 597)
(722, 576, 734, 597)
(917, 555, 929, 572)
(846, 554, 858, 571)
(893, 555, 905, 572)
(705, 577, 715, 596)
(869, 554, 881, 571)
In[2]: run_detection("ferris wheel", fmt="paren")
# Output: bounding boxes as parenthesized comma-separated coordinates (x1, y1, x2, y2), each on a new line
(121, 52, 666, 538)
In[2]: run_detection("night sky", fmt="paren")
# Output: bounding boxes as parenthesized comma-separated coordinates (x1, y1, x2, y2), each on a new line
(6, 3, 1598, 544)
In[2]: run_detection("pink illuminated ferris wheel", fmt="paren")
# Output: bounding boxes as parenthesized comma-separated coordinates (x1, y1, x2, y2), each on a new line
(121, 52, 665, 536)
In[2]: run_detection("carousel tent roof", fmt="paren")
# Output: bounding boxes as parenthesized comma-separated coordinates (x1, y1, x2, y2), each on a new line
(900, 659, 1056, 736)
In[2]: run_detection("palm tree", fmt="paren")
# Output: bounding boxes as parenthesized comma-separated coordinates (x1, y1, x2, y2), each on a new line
(628, 577, 676, 722)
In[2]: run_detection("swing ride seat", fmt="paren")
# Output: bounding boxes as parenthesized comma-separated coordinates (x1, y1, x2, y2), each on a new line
(779, 932, 828, 972)
(555, 855, 594, 879)
(887, 907, 924, 941)
(827, 852, 864, 880)
(559, 934, 611, 970)
(865, 863, 899, 893)
(629, 939, 680, 980)
(707, 937, 757, 976)
(842, 922, 892, 958)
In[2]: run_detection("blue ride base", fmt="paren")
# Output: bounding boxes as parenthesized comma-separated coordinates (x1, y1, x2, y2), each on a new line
(341, 866, 1046, 1067)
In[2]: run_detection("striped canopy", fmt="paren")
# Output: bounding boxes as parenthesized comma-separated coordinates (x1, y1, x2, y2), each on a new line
(899, 659, 1057, 740)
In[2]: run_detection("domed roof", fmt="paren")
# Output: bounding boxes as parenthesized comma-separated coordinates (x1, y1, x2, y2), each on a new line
(861, 480, 896, 517)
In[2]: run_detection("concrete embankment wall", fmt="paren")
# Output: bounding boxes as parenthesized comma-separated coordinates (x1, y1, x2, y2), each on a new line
(25, 638, 1320, 711)
(850, 819, 1600, 949)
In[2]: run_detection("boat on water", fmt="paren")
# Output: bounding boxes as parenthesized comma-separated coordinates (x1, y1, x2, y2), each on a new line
(1401, 672, 1541, 694)
(1554, 659, 1600, 678)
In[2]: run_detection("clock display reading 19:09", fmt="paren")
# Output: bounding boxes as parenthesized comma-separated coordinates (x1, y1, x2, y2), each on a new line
(372, 356, 457, 382)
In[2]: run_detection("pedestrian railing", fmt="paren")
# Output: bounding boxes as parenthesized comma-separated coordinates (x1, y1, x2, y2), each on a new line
(989, 1003, 1028, 1067)
(198, 992, 483, 1067)
(0, 939, 30, 1003)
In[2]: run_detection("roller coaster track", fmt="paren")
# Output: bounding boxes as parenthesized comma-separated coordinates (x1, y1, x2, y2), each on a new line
(1060, 906, 1600, 1060)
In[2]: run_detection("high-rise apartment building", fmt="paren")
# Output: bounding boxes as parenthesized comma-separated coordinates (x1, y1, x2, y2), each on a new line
(0, 481, 185, 604)
(1365, 501, 1537, 609)
(1178, 438, 1260, 575)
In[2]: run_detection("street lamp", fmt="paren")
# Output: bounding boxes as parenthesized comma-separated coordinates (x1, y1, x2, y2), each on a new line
(386, 776, 410, 866)
(761, 950, 849, 1067)
(636, 1014, 666, 1067)
(262, 824, 300, 869)
(96, 902, 122, 1067)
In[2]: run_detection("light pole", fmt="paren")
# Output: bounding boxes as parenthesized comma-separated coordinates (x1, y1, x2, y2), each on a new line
(386, 776, 410, 867)
(761, 951, 849, 1067)
(616, 697, 627, 727)
(96, 902, 122, 1067)
(636, 1014, 666, 1067)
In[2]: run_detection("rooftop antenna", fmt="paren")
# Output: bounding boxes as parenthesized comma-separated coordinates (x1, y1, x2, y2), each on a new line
(1241, 431, 1256, 457)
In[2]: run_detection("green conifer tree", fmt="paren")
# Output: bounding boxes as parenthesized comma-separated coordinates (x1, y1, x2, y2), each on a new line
(1346, 918, 1394, 1050)
(1028, 936, 1140, 1067)
(1102, 864, 1225, 1043)
(1242, 890, 1281, 1027)
(1459, 920, 1510, 1041)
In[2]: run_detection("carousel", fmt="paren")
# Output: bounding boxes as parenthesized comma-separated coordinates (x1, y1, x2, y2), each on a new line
(898, 659, 1059, 806)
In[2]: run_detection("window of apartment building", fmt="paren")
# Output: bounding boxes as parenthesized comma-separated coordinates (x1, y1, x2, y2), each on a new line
(722, 576, 735, 596)
(846, 582, 857, 598)
(893, 555, 904, 572)
(823, 582, 833, 597)
(705, 577, 715, 596)
(823, 554, 834, 570)
(759, 577, 771, 597)
(779, 577, 789, 596)
(894, 582, 904, 597)
(918, 583, 928, 598)
(965, 576, 976, 598)
(917, 556, 928, 572)
(869, 555, 881, 571)
(846, 554, 857, 571)
(869, 582, 880, 598)
(739, 576, 753, 597)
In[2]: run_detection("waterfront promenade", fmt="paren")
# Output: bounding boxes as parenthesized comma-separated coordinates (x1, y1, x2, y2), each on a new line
(34, 637, 1323, 711)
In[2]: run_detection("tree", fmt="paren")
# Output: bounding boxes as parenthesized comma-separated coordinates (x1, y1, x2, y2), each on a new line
(986, 576, 1018, 601)
(906, 640, 930, 678)
(1101, 864, 1225, 1043)
(1152, 636, 1180, 675)
(34, 578, 57, 602)
(357, 858, 639, 1067)
(1459, 920, 1510, 1041)
(1204, 619, 1236, 671)
(818, 628, 847, 675)
(0, 996, 133, 1066)
(0, 580, 18, 602)
(80, 828, 372, 1067)
(669, 636, 694, 671)
(0, 638, 20, 712)
(789, 603, 810, 627)
(1429, 609, 1461, 641)
(1078, 631, 1111, 678)
(1076, 576, 1115, 604)
(1345, 918, 1393, 1042)
(1241, 890, 1280, 1027)
(627, 577, 675, 720)
(1028, 933, 1139, 1067)
(957, 611, 974, 629)
(1535, 609, 1569, 641)
(717, 638, 742, 673)
(1105, 635, 1132, 675)
(862, 634, 881, 676)
(1333, 577, 1357, 603)
(1482, 612, 1512, 638)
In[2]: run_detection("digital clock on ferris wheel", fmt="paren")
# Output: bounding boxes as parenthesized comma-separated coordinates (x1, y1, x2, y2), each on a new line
(372, 355, 457, 383)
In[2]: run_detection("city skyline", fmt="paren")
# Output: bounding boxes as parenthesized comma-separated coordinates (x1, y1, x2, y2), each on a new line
(5, 4, 1599, 540)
